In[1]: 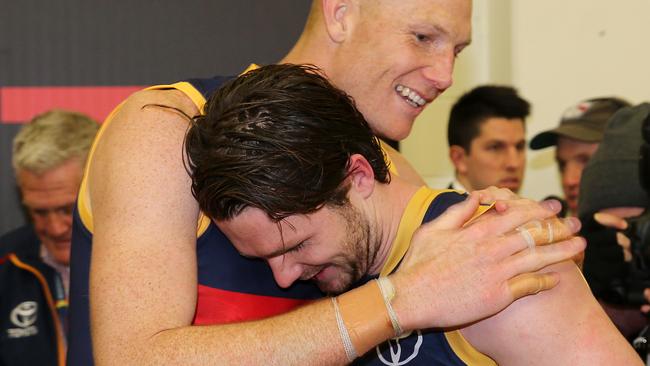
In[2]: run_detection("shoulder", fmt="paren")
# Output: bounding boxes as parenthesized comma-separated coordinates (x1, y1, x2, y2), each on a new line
(423, 190, 466, 222)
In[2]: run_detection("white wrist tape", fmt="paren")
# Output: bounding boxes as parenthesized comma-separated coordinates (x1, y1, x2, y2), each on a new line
(376, 277, 403, 338)
(331, 297, 358, 361)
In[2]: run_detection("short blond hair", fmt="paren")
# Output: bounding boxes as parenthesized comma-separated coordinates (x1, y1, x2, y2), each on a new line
(12, 109, 99, 175)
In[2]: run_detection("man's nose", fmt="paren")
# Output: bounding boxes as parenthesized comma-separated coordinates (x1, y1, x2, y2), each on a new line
(562, 163, 582, 188)
(421, 49, 455, 92)
(44, 212, 72, 238)
(505, 147, 525, 170)
(267, 256, 302, 289)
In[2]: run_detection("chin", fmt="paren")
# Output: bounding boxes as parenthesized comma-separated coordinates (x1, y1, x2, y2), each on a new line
(318, 279, 354, 296)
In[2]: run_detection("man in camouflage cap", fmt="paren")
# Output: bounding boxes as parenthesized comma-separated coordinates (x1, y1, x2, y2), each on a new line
(530, 97, 630, 216)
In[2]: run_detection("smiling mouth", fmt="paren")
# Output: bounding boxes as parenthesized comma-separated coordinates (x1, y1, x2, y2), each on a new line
(302, 266, 327, 282)
(395, 84, 427, 107)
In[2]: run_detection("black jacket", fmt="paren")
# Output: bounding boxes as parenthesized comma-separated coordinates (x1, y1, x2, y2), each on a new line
(0, 225, 66, 366)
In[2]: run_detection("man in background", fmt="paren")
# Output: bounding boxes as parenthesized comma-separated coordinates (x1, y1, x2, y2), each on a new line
(0, 110, 98, 366)
(530, 97, 631, 216)
(447, 85, 530, 193)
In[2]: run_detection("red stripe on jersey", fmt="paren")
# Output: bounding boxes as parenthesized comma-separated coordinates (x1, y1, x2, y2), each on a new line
(193, 284, 314, 325)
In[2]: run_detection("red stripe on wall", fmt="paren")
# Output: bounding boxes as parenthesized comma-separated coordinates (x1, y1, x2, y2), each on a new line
(0, 86, 144, 124)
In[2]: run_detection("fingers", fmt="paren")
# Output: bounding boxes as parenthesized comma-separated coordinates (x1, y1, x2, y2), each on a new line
(594, 212, 629, 230)
(485, 216, 581, 261)
(467, 198, 562, 239)
(501, 237, 587, 279)
(420, 192, 481, 231)
(507, 272, 560, 299)
(475, 186, 518, 205)
(617, 232, 633, 262)
(516, 217, 581, 247)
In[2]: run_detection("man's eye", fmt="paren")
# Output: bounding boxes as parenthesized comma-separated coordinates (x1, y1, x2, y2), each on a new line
(415, 33, 430, 42)
(59, 204, 75, 216)
(292, 241, 307, 253)
(31, 209, 48, 217)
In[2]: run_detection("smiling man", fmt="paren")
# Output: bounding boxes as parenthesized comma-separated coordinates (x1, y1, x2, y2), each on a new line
(186, 64, 638, 365)
(447, 85, 530, 193)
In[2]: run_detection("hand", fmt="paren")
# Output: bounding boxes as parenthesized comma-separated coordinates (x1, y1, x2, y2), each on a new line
(390, 192, 585, 330)
(594, 212, 633, 262)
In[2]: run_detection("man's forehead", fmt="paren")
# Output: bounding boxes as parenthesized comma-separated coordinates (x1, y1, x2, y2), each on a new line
(556, 136, 600, 154)
(365, 0, 471, 37)
(477, 118, 525, 138)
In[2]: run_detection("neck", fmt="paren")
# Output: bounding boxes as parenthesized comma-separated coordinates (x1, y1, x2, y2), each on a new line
(280, 21, 337, 76)
(455, 173, 475, 192)
(365, 176, 420, 275)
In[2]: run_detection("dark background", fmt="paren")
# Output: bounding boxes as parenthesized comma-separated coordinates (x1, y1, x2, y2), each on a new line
(0, 1, 311, 234)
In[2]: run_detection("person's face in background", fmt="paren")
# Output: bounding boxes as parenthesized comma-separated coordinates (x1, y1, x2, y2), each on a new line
(17, 158, 83, 266)
(326, 0, 472, 141)
(451, 117, 526, 192)
(556, 136, 600, 215)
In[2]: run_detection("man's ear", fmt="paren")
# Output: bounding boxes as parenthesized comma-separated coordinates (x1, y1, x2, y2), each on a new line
(449, 145, 469, 174)
(321, 0, 351, 43)
(347, 154, 375, 199)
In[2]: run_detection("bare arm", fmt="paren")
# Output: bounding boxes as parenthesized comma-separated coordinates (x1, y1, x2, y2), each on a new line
(462, 260, 641, 365)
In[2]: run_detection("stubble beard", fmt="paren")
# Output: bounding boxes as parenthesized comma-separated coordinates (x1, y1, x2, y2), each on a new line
(319, 203, 379, 296)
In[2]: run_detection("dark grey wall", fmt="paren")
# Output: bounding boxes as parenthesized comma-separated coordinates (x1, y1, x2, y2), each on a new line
(0, 1, 311, 234)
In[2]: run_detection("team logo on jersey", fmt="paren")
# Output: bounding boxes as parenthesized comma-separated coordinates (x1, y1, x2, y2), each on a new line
(7, 301, 39, 338)
(376, 330, 423, 365)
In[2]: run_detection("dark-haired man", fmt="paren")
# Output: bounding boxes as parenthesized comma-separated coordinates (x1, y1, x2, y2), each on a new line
(447, 85, 530, 193)
(186, 64, 639, 365)
(70, 1, 587, 364)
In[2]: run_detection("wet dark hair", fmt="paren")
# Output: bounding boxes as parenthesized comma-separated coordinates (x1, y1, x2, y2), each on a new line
(185, 64, 390, 221)
(448, 85, 530, 152)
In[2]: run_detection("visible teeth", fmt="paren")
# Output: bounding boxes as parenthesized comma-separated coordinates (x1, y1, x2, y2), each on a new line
(395, 84, 426, 107)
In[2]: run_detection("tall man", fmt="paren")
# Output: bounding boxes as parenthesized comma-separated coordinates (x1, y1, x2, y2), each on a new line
(530, 97, 630, 215)
(0, 110, 98, 366)
(69, 1, 586, 364)
(447, 85, 530, 193)
(185, 64, 639, 365)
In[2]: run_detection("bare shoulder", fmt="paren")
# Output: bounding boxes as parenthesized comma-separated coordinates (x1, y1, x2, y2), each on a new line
(88, 87, 202, 232)
(461, 261, 641, 365)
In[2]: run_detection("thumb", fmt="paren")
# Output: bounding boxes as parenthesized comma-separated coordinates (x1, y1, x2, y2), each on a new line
(422, 192, 481, 231)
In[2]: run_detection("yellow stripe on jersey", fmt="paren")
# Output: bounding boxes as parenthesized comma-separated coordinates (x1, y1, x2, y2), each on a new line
(379, 186, 497, 366)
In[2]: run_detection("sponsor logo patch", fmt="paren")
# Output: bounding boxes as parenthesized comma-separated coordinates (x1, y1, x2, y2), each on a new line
(7, 301, 39, 338)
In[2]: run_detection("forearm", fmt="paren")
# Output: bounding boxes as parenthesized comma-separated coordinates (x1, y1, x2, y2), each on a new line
(94, 282, 396, 366)
(106, 300, 342, 365)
